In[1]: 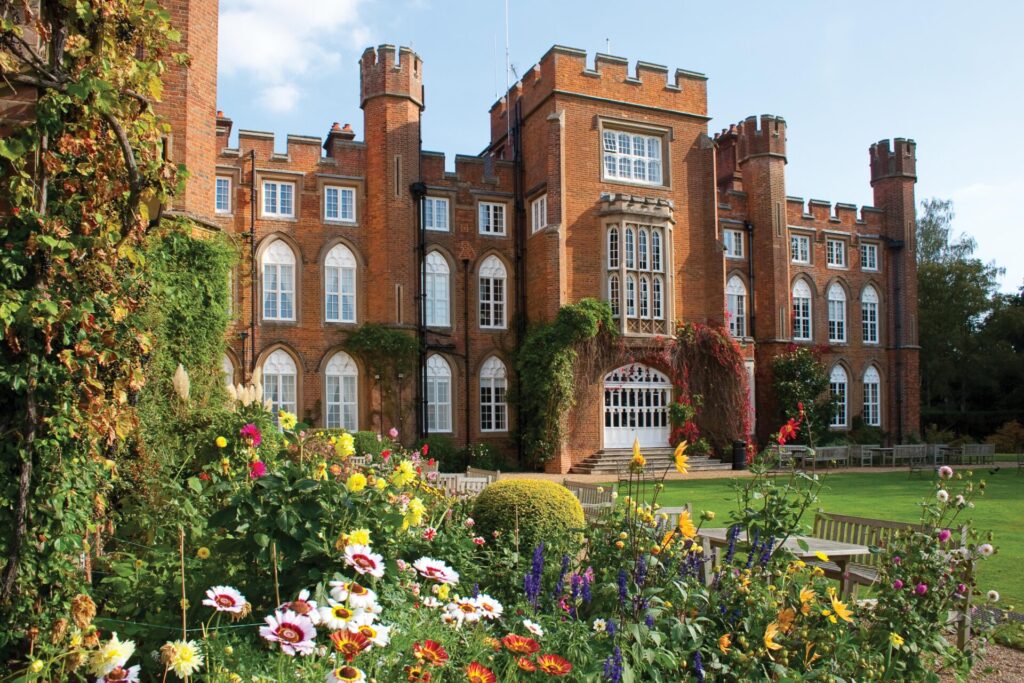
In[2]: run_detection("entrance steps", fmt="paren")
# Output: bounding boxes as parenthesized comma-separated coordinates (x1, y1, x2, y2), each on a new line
(569, 448, 733, 475)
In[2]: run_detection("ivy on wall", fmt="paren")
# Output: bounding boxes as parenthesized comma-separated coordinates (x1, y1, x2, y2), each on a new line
(345, 324, 418, 433)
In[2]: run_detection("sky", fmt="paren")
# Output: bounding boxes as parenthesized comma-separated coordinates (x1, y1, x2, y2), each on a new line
(216, 0, 1024, 293)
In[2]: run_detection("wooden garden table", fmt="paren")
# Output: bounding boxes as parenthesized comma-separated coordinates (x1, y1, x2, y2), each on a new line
(698, 527, 871, 595)
(865, 446, 895, 467)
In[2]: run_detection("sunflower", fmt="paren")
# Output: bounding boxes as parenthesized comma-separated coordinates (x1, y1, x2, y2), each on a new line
(465, 662, 496, 683)
(674, 441, 689, 474)
(676, 510, 697, 540)
(830, 594, 854, 623)
(536, 654, 573, 676)
(764, 622, 783, 652)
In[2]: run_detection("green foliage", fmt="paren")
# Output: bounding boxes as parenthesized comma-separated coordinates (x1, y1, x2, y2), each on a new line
(472, 479, 584, 555)
(462, 442, 504, 471)
(847, 415, 887, 445)
(515, 298, 614, 466)
(772, 346, 832, 445)
(352, 430, 385, 458)
(0, 0, 181, 651)
(344, 324, 417, 430)
(418, 434, 458, 471)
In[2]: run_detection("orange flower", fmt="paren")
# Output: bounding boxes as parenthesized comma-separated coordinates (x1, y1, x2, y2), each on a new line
(764, 622, 783, 653)
(502, 633, 540, 655)
(718, 633, 731, 654)
(413, 640, 449, 667)
(676, 510, 697, 540)
(465, 662, 496, 683)
(330, 630, 370, 662)
(536, 654, 573, 676)
(516, 657, 537, 672)
(483, 636, 502, 652)
(404, 664, 432, 682)
(777, 607, 796, 633)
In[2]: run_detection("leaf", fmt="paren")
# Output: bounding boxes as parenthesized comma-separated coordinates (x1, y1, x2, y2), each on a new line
(186, 477, 202, 493)
(254, 533, 270, 549)
(797, 538, 809, 552)
(294, 479, 319, 492)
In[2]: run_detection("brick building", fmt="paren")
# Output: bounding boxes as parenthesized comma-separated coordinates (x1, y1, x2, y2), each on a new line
(157, 1, 920, 473)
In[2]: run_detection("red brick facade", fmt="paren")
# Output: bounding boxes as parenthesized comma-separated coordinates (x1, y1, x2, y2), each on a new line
(157, 1, 919, 472)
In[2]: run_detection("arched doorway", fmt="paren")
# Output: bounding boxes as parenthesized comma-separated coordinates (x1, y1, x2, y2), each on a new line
(603, 363, 671, 449)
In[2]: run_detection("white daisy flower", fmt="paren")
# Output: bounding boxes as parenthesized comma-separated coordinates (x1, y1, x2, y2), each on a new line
(473, 594, 504, 620)
(593, 618, 607, 633)
(280, 589, 320, 624)
(329, 581, 380, 611)
(412, 557, 460, 585)
(354, 621, 392, 648)
(259, 609, 317, 656)
(523, 619, 544, 637)
(936, 489, 949, 504)
(988, 590, 1000, 602)
(202, 585, 247, 614)
(421, 596, 442, 609)
(318, 600, 367, 632)
(326, 665, 366, 683)
(89, 633, 136, 677)
(161, 640, 203, 678)
(344, 545, 385, 579)
(978, 543, 995, 557)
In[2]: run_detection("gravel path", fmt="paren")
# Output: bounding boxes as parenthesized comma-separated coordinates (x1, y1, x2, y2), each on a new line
(939, 644, 1024, 681)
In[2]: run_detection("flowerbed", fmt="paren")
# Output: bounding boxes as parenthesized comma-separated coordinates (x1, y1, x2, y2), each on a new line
(7, 405, 1006, 682)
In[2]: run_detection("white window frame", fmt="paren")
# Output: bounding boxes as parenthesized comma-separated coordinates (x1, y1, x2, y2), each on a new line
(726, 275, 747, 338)
(423, 197, 450, 232)
(426, 355, 452, 433)
(860, 243, 879, 271)
(863, 367, 881, 427)
(324, 185, 356, 223)
(215, 176, 231, 214)
(531, 194, 548, 234)
(261, 240, 296, 321)
(792, 279, 812, 341)
(262, 180, 295, 219)
(829, 365, 848, 428)
(325, 244, 357, 323)
(790, 234, 811, 264)
(479, 357, 508, 432)
(325, 351, 358, 431)
(827, 283, 847, 343)
(478, 201, 506, 236)
(724, 229, 744, 259)
(861, 285, 880, 344)
(478, 256, 507, 329)
(826, 238, 847, 268)
(601, 129, 664, 186)
(262, 349, 297, 420)
(424, 251, 450, 327)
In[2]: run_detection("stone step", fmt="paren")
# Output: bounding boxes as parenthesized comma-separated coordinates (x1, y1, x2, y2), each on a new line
(570, 449, 733, 475)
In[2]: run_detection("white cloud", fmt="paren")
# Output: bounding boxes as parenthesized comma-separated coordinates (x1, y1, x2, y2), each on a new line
(949, 178, 1024, 293)
(259, 83, 300, 113)
(219, 0, 370, 93)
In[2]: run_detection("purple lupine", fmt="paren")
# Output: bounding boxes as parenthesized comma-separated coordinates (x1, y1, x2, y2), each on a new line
(524, 542, 545, 608)
(644, 613, 655, 627)
(745, 529, 761, 569)
(725, 524, 740, 564)
(759, 537, 775, 568)
(635, 554, 648, 586)
(582, 571, 592, 604)
(617, 568, 629, 605)
(554, 554, 570, 597)
(606, 619, 616, 636)
(603, 645, 623, 683)
(472, 582, 480, 598)
(693, 651, 705, 683)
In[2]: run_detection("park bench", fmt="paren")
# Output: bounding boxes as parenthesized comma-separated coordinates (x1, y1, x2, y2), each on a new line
(466, 466, 500, 482)
(962, 443, 995, 465)
(813, 446, 850, 469)
(348, 455, 371, 468)
(564, 479, 615, 521)
(906, 445, 934, 477)
(435, 473, 490, 498)
(892, 444, 926, 468)
(849, 444, 880, 467)
(810, 512, 920, 593)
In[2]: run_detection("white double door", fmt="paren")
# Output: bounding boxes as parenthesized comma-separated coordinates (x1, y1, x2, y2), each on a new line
(603, 363, 671, 449)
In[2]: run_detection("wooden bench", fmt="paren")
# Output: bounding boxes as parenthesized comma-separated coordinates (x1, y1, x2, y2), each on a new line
(962, 443, 995, 465)
(892, 444, 926, 468)
(435, 473, 490, 498)
(811, 512, 921, 592)
(905, 445, 934, 477)
(348, 455, 371, 468)
(850, 444, 880, 467)
(564, 479, 615, 521)
(813, 446, 849, 469)
(466, 466, 500, 482)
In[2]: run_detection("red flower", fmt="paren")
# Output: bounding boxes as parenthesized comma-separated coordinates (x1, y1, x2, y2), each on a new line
(404, 665, 432, 682)
(381, 449, 391, 461)
(421, 444, 430, 456)
(516, 657, 537, 672)
(330, 630, 370, 662)
(422, 527, 437, 542)
(248, 461, 267, 479)
(465, 662, 496, 683)
(413, 640, 449, 666)
(536, 654, 573, 676)
(502, 633, 540, 655)
(198, 472, 211, 481)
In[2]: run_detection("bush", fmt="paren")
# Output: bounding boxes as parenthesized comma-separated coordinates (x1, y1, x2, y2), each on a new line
(987, 420, 1024, 453)
(462, 442, 503, 471)
(847, 416, 886, 445)
(472, 479, 584, 554)
(354, 430, 385, 457)
(419, 434, 459, 471)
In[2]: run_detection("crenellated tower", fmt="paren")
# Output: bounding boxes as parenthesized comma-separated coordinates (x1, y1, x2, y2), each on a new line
(359, 45, 424, 326)
(870, 138, 919, 440)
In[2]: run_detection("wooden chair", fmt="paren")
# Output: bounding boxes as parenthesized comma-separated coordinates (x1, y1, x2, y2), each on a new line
(563, 479, 615, 521)
(850, 444, 880, 467)
(906, 445, 932, 477)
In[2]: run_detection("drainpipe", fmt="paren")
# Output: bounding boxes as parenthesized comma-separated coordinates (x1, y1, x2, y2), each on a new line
(744, 220, 755, 338)
(512, 98, 525, 466)
(411, 180, 428, 438)
(888, 238, 905, 442)
(249, 149, 257, 377)
(463, 258, 472, 448)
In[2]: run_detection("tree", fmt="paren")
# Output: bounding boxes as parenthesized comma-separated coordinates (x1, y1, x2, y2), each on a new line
(771, 346, 833, 446)
(0, 0, 180, 642)
(916, 198, 1004, 426)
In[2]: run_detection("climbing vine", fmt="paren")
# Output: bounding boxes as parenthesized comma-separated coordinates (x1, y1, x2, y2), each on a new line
(514, 298, 616, 467)
(345, 324, 418, 432)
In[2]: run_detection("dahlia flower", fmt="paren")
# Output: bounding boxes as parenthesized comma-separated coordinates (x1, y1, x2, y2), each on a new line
(239, 423, 262, 447)
(413, 557, 460, 585)
(202, 586, 247, 614)
(344, 545, 385, 578)
(160, 640, 203, 679)
(259, 609, 317, 656)
(936, 489, 949, 504)
(979, 543, 995, 557)
(89, 633, 136, 677)
(988, 590, 1000, 602)
(938, 465, 954, 479)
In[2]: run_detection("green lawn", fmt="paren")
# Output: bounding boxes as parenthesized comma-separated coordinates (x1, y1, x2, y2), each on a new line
(613, 469, 1023, 607)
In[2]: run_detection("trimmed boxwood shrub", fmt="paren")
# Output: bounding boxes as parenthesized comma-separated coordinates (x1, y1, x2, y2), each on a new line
(471, 479, 584, 554)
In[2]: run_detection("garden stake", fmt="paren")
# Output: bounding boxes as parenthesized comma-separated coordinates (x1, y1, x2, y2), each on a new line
(271, 541, 281, 607)
(179, 526, 187, 639)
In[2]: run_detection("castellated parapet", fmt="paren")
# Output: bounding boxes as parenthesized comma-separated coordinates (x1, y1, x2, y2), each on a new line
(360, 44, 424, 109)
(870, 138, 917, 184)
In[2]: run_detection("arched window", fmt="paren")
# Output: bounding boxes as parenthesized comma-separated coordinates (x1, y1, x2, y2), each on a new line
(426, 355, 452, 433)
(325, 351, 358, 430)
(651, 229, 662, 272)
(479, 256, 507, 329)
(221, 354, 235, 388)
(608, 225, 619, 269)
(863, 366, 881, 427)
(727, 276, 747, 338)
(625, 275, 637, 317)
(829, 365, 848, 428)
(638, 228, 649, 270)
(624, 227, 635, 269)
(325, 244, 357, 323)
(792, 280, 812, 341)
(608, 274, 620, 318)
(262, 349, 297, 419)
(639, 276, 650, 318)
(828, 283, 847, 343)
(479, 357, 508, 432)
(861, 285, 880, 344)
(653, 276, 664, 319)
(262, 240, 296, 321)
(424, 251, 450, 327)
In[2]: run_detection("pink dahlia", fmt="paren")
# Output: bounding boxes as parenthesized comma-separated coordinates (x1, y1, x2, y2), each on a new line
(240, 423, 262, 447)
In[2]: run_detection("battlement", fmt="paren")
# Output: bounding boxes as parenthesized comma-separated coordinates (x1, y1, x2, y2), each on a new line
(869, 137, 916, 183)
(489, 45, 707, 145)
(734, 115, 787, 162)
(786, 196, 883, 229)
(359, 44, 424, 109)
